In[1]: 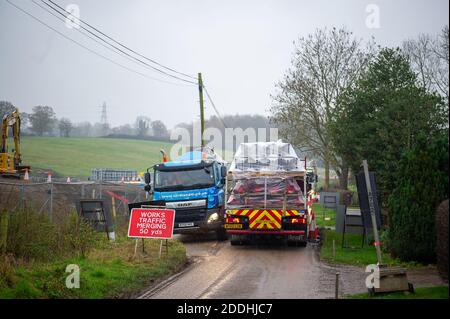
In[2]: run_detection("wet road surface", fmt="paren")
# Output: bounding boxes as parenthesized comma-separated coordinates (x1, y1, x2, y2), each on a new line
(137, 234, 445, 299)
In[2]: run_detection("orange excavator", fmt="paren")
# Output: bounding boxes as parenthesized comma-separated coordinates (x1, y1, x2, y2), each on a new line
(0, 108, 30, 178)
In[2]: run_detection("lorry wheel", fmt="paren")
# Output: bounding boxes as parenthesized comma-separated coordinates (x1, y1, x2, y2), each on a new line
(287, 241, 296, 247)
(216, 229, 228, 241)
(230, 240, 242, 246)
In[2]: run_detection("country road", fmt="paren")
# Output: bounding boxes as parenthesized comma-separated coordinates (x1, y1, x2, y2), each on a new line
(136, 234, 446, 299)
(138, 235, 363, 299)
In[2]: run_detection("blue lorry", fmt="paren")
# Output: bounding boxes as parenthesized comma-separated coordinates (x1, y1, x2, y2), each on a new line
(143, 148, 228, 240)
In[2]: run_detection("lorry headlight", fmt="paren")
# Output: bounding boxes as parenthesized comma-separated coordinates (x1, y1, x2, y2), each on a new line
(207, 212, 219, 223)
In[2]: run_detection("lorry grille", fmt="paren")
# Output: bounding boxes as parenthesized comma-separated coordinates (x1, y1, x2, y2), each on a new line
(174, 208, 207, 223)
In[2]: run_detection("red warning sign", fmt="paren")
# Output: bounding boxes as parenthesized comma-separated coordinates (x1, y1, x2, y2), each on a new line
(128, 208, 175, 239)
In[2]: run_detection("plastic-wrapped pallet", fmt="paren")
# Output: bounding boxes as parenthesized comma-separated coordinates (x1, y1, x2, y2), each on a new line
(226, 141, 306, 210)
(229, 140, 305, 175)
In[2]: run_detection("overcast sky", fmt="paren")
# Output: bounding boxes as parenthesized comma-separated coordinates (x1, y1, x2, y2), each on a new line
(0, 0, 448, 128)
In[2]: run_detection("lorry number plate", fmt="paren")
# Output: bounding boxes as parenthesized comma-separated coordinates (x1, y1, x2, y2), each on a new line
(224, 224, 243, 229)
(178, 222, 194, 228)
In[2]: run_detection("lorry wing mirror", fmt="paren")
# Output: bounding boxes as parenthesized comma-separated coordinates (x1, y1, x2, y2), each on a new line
(144, 184, 152, 192)
(144, 172, 151, 185)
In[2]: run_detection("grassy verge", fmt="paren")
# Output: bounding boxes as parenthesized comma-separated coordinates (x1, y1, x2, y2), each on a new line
(346, 285, 449, 299)
(313, 202, 418, 268)
(312, 203, 336, 228)
(320, 229, 418, 267)
(0, 236, 186, 299)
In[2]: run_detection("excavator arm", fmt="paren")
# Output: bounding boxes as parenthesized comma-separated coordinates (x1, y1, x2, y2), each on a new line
(11, 110, 21, 167)
(0, 109, 29, 178)
(1, 114, 9, 153)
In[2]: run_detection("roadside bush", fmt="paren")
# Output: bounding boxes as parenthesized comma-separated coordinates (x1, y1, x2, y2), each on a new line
(3, 208, 98, 261)
(436, 200, 449, 280)
(388, 133, 449, 263)
(379, 228, 391, 254)
(0, 254, 17, 288)
(58, 212, 98, 258)
(6, 208, 58, 261)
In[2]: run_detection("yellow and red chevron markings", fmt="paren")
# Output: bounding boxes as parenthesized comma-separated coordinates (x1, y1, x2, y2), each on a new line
(227, 209, 303, 230)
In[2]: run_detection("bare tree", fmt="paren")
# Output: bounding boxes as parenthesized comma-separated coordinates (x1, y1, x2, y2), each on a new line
(403, 25, 449, 104)
(58, 118, 73, 137)
(270, 27, 374, 189)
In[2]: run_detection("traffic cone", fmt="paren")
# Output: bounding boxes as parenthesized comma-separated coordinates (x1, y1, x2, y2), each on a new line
(24, 169, 29, 181)
(66, 176, 71, 183)
(47, 172, 52, 183)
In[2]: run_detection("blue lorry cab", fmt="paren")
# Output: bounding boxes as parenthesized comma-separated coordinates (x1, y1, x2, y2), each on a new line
(151, 150, 227, 236)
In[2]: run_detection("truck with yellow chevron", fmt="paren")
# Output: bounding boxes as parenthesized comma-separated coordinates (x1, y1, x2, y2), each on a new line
(224, 141, 315, 246)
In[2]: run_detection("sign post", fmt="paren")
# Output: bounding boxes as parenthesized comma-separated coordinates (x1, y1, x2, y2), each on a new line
(128, 208, 176, 258)
(362, 160, 382, 265)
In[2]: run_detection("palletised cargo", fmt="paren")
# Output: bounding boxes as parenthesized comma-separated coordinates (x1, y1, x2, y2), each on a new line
(224, 141, 316, 246)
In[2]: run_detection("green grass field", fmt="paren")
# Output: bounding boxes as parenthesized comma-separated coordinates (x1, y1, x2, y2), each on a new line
(312, 203, 336, 228)
(314, 203, 418, 268)
(320, 229, 416, 267)
(21, 136, 174, 178)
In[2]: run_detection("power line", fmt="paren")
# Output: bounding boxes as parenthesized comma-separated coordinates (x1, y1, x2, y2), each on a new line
(203, 85, 228, 128)
(9, 0, 230, 128)
(31, 0, 194, 87)
(40, 0, 196, 85)
(6, 0, 192, 86)
(45, 0, 197, 81)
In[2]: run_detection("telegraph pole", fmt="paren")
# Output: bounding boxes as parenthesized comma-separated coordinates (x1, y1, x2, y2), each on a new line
(198, 73, 205, 147)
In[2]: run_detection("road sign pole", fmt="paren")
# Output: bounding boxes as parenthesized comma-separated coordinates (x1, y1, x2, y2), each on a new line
(362, 160, 383, 265)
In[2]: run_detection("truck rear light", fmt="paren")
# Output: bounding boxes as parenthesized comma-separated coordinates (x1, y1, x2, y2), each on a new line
(291, 218, 306, 224)
(226, 217, 241, 223)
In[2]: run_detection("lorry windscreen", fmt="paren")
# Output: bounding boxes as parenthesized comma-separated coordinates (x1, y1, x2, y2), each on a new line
(154, 166, 215, 191)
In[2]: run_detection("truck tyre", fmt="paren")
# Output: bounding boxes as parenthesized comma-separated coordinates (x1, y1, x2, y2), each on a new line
(287, 241, 296, 247)
(230, 240, 245, 246)
(216, 229, 228, 241)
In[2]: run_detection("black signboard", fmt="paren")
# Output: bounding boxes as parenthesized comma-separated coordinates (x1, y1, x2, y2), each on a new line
(77, 199, 113, 235)
(355, 170, 382, 230)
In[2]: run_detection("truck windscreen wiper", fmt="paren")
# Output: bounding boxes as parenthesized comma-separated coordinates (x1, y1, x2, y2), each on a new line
(188, 183, 214, 189)
(154, 184, 186, 191)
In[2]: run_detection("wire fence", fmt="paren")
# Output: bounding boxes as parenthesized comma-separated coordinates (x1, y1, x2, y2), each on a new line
(0, 181, 146, 228)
